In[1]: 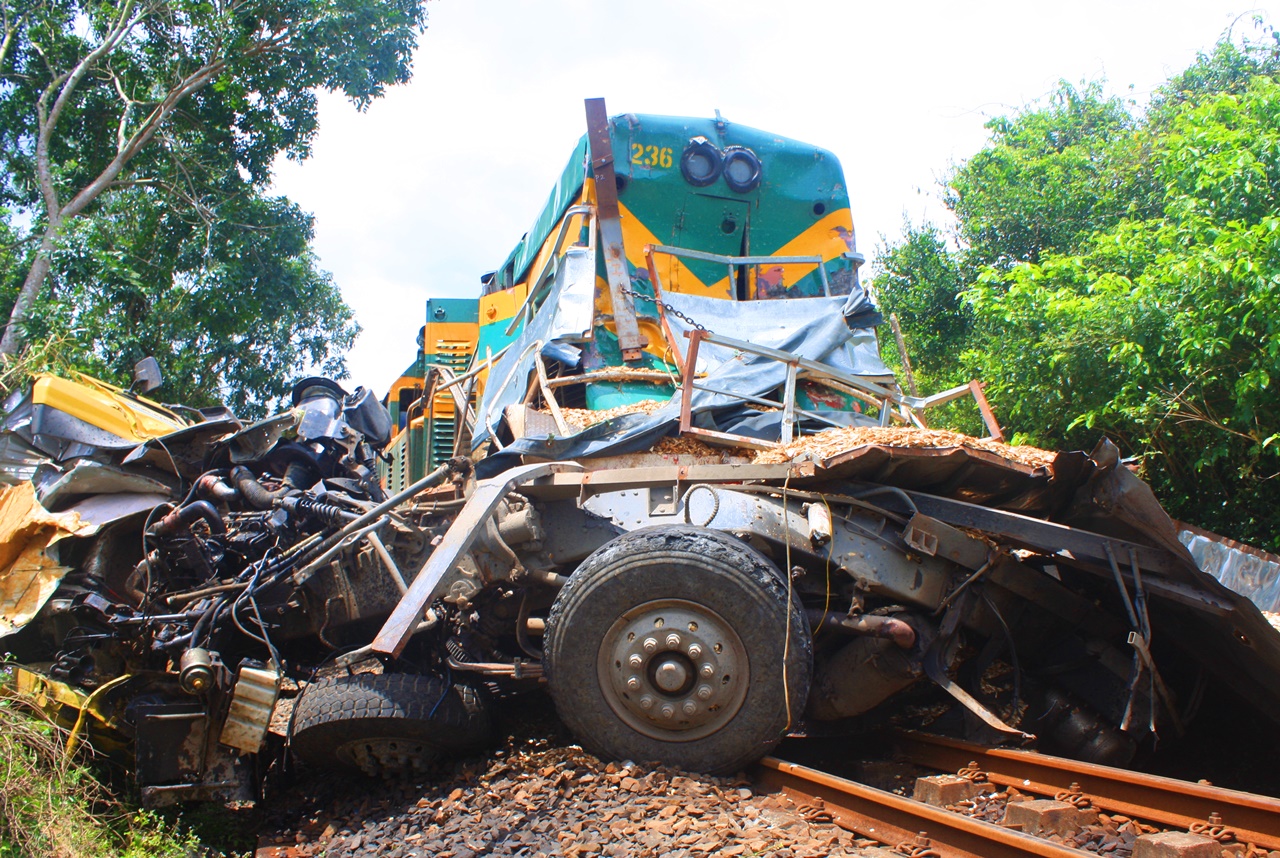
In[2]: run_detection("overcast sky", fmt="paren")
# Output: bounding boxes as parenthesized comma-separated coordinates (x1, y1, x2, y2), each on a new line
(271, 0, 1272, 395)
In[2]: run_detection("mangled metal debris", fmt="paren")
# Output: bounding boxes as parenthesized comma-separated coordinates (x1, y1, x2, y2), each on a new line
(3, 100, 1279, 806)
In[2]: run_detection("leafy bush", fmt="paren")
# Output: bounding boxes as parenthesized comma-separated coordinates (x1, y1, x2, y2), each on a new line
(0, 682, 207, 858)
(874, 23, 1280, 548)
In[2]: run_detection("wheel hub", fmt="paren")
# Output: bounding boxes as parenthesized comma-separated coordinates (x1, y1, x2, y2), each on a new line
(653, 656, 691, 693)
(598, 599, 748, 741)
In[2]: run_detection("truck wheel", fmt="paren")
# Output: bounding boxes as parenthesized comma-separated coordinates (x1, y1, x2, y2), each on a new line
(545, 525, 811, 774)
(290, 673, 490, 776)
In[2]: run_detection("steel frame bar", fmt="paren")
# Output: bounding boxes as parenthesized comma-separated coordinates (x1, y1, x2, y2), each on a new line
(585, 99, 645, 361)
(873, 487, 1187, 577)
(677, 329, 1006, 449)
(646, 244, 832, 296)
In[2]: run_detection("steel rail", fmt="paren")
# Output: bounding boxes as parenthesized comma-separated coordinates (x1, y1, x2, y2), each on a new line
(895, 732, 1280, 851)
(756, 757, 1081, 858)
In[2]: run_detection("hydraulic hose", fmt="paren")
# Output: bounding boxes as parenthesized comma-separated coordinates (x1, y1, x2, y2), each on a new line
(231, 465, 290, 510)
(149, 500, 226, 536)
(290, 459, 464, 578)
(807, 608, 918, 649)
(230, 460, 314, 510)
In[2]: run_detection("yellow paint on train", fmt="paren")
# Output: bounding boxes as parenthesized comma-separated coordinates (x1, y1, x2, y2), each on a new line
(478, 283, 530, 328)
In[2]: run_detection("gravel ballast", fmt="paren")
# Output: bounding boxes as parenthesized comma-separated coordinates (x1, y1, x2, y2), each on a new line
(255, 704, 882, 858)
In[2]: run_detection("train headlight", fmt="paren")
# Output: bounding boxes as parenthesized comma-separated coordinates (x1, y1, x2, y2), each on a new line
(722, 146, 762, 193)
(680, 137, 723, 187)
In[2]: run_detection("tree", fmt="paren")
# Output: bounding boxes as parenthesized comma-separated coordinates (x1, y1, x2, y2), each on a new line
(873, 25, 1280, 547)
(25, 186, 358, 415)
(963, 74, 1280, 546)
(871, 222, 972, 386)
(1149, 18, 1280, 124)
(945, 80, 1139, 271)
(0, 0, 426, 400)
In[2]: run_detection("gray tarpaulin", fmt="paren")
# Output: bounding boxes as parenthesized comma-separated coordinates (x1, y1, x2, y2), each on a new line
(473, 285, 891, 478)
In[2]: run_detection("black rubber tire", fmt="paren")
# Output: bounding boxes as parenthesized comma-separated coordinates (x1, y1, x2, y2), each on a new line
(545, 525, 811, 774)
(290, 673, 491, 776)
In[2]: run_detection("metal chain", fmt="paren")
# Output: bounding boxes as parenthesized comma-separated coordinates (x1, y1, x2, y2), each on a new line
(619, 286, 710, 332)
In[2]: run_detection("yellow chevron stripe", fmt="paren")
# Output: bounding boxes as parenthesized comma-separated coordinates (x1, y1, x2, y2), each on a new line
(704, 207, 854, 296)
(615, 200, 720, 297)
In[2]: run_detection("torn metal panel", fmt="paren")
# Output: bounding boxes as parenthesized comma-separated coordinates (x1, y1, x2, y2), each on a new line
(120, 417, 242, 479)
(1179, 523, 1280, 612)
(0, 482, 94, 637)
(62, 491, 170, 528)
(474, 291, 889, 475)
(1057, 439, 1200, 573)
(472, 247, 598, 451)
(0, 432, 48, 486)
(226, 411, 299, 462)
(37, 459, 177, 510)
(663, 290, 891, 382)
(15, 667, 132, 756)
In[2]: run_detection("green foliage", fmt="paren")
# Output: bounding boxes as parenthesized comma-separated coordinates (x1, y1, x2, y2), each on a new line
(946, 80, 1140, 269)
(32, 187, 358, 415)
(0, 0, 425, 408)
(0, 686, 209, 858)
(1149, 19, 1280, 124)
(872, 221, 972, 387)
(118, 810, 208, 858)
(877, 22, 1280, 547)
(961, 67, 1280, 545)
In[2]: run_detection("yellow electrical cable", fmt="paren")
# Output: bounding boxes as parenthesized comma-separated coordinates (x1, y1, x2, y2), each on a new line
(815, 494, 836, 636)
(65, 674, 131, 759)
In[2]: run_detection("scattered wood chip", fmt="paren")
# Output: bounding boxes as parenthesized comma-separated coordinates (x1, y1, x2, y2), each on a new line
(753, 425, 1055, 468)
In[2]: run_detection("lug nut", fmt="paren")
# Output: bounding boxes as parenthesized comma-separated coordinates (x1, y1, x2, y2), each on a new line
(665, 633, 682, 648)
(687, 643, 703, 659)
(639, 695, 655, 710)
(696, 684, 713, 700)
(700, 662, 715, 677)
(683, 700, 698, 715)
(626, 676, 641, 691)
(660, 704, 675, 719)
(628, 654, 644, 668)
(642, 637, 658, 652)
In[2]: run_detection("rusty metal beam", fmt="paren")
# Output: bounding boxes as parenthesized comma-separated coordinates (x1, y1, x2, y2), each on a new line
(756, 757, 1081, 858)
(370, 462, 582, 659)
(517, 461, 816, 500)
(584, 97, 645, 362)
(543, 368, 671, 389)
(968, 380, 1004, 442)
(678, 329, 704, 436)
(895, 732, 1280, 851)
(868, 487, 1187, 577)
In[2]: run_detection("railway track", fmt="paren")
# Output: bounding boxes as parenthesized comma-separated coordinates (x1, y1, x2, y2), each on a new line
(757, 736, 1280, 858)
(756, 756, 1080, 858)
(895, 731, 1280, 852)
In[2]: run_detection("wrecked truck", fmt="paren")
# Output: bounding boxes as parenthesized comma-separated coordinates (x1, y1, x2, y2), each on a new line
(4, 100, 1280, 804)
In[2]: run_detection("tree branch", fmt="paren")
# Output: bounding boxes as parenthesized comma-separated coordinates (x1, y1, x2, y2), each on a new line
(109, 67, 138, 152)
(0, 4, 26, 74)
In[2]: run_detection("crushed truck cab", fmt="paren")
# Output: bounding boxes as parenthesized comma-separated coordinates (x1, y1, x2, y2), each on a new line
(3, 101, 1279, 802)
